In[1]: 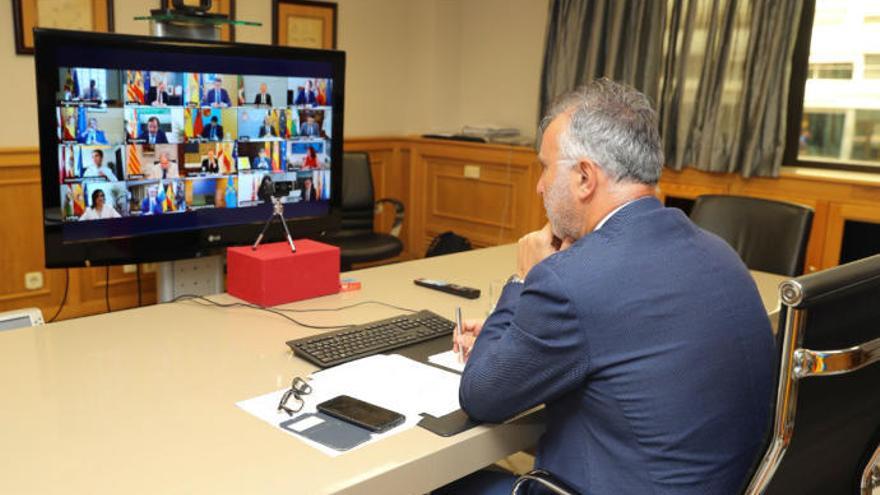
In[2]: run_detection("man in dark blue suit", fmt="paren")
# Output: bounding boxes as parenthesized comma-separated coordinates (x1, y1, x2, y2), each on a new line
(140, 117, 168, 144)
(444, 79, 775, 495)
(201, 77, 231, 107)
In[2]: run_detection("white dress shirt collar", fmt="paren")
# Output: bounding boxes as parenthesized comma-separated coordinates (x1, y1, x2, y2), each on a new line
(593, 196, 652, 232)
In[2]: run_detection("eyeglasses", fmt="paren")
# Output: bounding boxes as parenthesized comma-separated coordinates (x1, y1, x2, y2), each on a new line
(277, 376, 312, 416)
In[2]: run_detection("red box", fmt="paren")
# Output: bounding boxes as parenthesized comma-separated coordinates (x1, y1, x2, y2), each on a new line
(227, 240, 340, 306)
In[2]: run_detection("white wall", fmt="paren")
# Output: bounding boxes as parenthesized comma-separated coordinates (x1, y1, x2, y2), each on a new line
(0, 0, 548, 147)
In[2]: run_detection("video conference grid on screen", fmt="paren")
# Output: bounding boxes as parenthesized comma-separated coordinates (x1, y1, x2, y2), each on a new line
(56, 68, 333, 222)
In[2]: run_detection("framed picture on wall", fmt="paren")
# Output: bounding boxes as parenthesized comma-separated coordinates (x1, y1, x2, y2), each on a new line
(160, 0, 236, 42)
(12, 0, 115, 55)
(273, 0, 337, 49)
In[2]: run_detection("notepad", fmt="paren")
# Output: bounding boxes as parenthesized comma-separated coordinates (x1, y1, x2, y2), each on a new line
(237, 354, 462, 456)
(428, 350, 467, 373)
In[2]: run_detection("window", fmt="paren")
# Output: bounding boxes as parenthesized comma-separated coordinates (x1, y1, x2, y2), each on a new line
(800, 112, 845, 159)
(865, 54, 880, 79)
(789, 0, 880, 171)
(808, 63, 853, 79)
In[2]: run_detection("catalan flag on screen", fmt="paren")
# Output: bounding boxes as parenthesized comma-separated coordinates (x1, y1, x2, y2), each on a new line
(127, 144, 141, 176)
(126, 70, 145, 104)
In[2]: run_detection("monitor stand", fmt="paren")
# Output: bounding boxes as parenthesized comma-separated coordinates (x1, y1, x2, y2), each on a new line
(156, 256, 225, 303)
(149, 5, 237, 304)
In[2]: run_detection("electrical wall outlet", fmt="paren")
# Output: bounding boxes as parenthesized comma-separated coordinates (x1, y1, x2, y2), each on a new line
(24, 271, 44, 290)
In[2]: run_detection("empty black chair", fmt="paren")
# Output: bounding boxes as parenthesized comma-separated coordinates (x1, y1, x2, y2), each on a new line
(321, 152, 404, 271)
(742, 252, 880, 494)
(689, 195, 813, 276)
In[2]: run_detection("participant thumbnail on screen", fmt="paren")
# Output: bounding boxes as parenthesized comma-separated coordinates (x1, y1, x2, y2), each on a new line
(126, 144, 184, 180)
(183, 107, 237, 142)
(296, 109, 330, 139)
(128, 179, 186, 216)
(182, 142, 237, 176)
(57, 107, 125, 145)
(125, 107, 185, 144)
(241, 76, 286, 107)
(237, 171, 301, 207)
(297, 169, 331, 202)
(185, 176, 238, 209)
(285, 140, 329, 171)
(236, 141, 282, 172)
(237, 108, 295, 141)
(58, 144, 125, 183)
(288, 78, 332, 107)
(144, 71, 185, 106)
(56, 67, 123, 106)
(60, 181, 129, 221)
(191, 73, 238, 108)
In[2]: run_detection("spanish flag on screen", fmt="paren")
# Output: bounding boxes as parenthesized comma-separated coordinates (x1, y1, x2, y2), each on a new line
(72, 184, 85, 216)
(60, 107, 76, 141)
(266, 142, 281, 172)
(164, 183, 176, 212)
(217, 144, 233, 173)
(188, 73, 201, 106)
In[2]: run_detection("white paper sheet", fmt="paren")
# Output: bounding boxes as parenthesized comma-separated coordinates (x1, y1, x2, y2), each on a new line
(428, 350, 467, 373)
(236, 354, 462, 456)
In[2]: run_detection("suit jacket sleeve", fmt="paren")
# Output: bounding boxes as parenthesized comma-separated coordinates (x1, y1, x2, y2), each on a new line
(459, 261, 590, 422)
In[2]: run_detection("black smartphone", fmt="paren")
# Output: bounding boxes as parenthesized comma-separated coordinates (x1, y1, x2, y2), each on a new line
(316, 395, 406, 433)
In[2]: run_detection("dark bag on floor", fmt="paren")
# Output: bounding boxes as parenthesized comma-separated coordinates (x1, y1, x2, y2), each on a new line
(425, 231, 472, 258)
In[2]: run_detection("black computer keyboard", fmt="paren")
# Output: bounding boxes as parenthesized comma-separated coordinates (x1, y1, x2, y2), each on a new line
(286, 310, 456, 368)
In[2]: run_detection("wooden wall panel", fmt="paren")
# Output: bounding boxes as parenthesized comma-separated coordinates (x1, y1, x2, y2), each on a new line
(0, 148, 156, 322)
(3, 140, 880, 320)
(822, 202, 880, 268)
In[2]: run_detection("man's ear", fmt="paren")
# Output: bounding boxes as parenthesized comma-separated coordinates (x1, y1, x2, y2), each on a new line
(575, 158, 599, 200)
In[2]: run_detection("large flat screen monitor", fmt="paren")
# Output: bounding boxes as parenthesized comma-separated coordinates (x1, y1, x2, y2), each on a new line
(34, 29, 344, 267)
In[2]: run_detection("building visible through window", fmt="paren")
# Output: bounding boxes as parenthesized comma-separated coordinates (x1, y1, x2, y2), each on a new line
(799, 0, 880, 169)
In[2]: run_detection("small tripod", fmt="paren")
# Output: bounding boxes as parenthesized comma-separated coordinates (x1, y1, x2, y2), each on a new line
(252, 197, 296, 253)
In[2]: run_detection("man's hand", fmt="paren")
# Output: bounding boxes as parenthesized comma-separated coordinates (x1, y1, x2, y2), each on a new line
(517, 224, 574, 279)
(452, 318, 484, 362)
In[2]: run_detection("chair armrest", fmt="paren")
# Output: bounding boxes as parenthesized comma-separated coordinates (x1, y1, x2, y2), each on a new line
(511, 469, 580, 495)
(375, 198, 405, 238)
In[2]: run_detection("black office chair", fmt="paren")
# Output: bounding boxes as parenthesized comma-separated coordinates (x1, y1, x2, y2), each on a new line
(689, 195, 813, 276)
(321, 152, 404, 271)
(512, 254, 880, 495)
(741, 252, 880, 494)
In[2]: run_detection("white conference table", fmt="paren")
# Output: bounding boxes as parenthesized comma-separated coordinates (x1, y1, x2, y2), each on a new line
(0, 245, 787, 494)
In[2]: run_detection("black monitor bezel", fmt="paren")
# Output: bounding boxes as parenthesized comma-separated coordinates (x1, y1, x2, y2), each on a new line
(34, 28, 344, 268)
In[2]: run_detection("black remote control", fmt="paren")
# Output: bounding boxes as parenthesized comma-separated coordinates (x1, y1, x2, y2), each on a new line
(414, 278, 481, 299)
